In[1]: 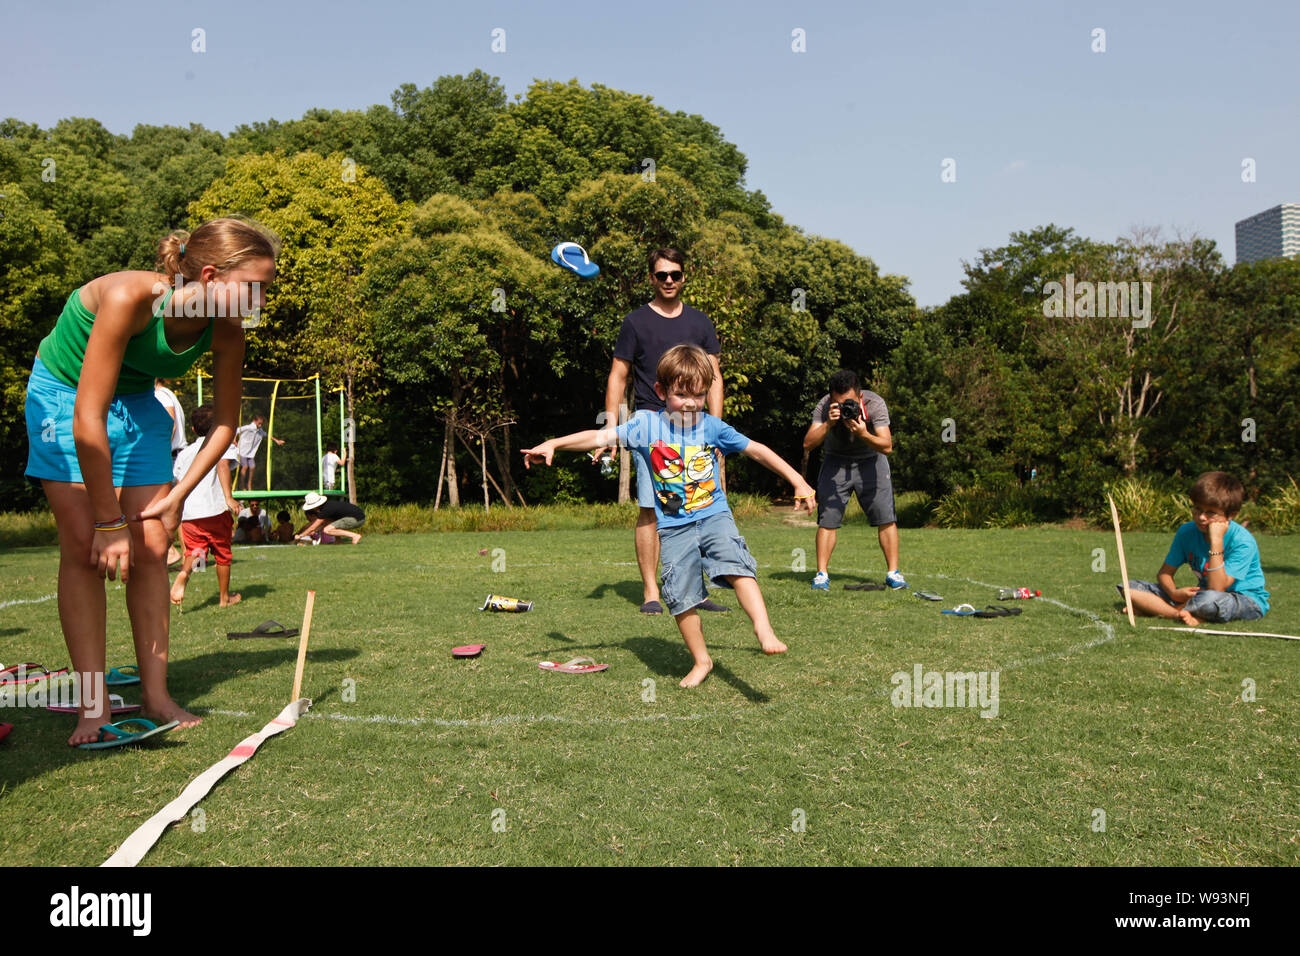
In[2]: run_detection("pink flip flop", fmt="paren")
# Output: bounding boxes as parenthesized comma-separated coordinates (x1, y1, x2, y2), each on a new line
(452, 644, 485, 658)
(0, 663, 70, 685)
(538, 657, 609, 674)
(0, 723, 12, 743)
(46, 693, 141, 716)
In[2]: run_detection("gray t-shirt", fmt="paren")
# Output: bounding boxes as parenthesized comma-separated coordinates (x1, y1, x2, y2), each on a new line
(812, 390, 890, 460)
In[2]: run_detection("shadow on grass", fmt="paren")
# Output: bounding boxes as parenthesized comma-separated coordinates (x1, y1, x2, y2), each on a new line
(180, 582, 275, 613)
(585, 579, 644, 608)
(622, 635, 771, 704)
(0, 627, 27, 637)
(767, 570, 884, 587)
(0, 646, 357, 796)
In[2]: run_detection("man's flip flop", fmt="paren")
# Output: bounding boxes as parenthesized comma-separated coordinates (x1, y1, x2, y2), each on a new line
(452, 644, 485, 658)
(974, 605, 1023, 618)
(0, 663, 71, 685)
(47, 693, 141, 716)
(942, 604, 978, 616)
(538, 657, 609, 674)
(227, 620, 300, 640)
(106, 665, 141, 687)
(914, 591, 943, 602)
(550, 241, 600, 278)
(845, 582, 886, 591)
(76, 719, 181, 750)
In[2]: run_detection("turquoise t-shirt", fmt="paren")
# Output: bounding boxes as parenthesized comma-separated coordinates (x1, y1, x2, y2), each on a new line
(615, 410, 750, 529)
(1165, 520, 1269, 614)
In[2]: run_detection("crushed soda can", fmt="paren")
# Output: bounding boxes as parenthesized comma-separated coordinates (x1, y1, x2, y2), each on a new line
(480, 594, 533, 613)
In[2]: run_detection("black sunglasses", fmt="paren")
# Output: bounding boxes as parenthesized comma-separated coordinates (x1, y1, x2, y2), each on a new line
(653, 270, 684, 282)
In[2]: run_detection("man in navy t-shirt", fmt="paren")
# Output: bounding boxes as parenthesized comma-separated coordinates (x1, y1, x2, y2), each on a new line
(593, 247, 727, 615)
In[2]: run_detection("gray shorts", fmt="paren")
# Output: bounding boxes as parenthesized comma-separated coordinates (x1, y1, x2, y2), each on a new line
(817, 454, 896, 529)
(658, 511, 757, 616)
(1122, 579, 1263, 622)
(327, 516, 365, 531)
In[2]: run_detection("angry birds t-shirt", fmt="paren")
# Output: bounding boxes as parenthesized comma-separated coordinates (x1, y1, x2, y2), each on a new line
(615, 410, 750, 528)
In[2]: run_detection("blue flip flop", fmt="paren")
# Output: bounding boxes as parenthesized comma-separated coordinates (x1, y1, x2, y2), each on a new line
(76, 718, 180, 750)
(550, 241, 600, 278)
(941, 604, 978, 616)
(106, 665, 141, 686)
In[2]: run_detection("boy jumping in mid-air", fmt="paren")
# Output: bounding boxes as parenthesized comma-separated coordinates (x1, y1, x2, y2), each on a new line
(1121, 470, 1269, 626)
(523, 345, 816, 688)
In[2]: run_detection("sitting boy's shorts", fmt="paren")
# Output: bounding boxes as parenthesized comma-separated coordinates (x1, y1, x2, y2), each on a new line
(1121, 579, 1263, 622)
(658, 511, 758, 616)
(181, 514, 234, 566)
(817, 453, 896, 529)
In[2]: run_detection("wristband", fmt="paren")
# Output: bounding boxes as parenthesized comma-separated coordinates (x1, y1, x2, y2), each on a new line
(1203, 562, 1224, 573)
(794, 494, 815, 500)
(94, 514, 128, 532)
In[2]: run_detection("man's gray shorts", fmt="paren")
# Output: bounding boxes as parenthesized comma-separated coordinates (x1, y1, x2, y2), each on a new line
(328, 516, 365, 531)
(817, 454, 896, 529)
(634, 449, 656, 510)
(1121, 579, 1263, 623)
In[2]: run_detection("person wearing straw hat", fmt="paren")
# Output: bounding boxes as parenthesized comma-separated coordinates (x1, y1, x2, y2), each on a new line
(296, 492, 364, 544)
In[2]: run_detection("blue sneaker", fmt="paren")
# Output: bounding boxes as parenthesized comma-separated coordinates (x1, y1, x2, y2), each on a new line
(886, 570, 908, 590)
(811, 572, 830, 591)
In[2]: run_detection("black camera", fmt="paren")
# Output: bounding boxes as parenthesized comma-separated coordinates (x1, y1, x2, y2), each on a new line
(838, 398, 862, 424)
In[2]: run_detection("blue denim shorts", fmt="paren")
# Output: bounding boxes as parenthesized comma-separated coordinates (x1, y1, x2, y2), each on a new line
(1122, 579, 1264, 623)
(25, 357, 175, 487)
(658, 511, 758, 616)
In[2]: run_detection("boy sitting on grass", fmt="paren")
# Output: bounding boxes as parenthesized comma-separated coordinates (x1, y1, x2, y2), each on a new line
(272, 509, 295, 543)
(1121, 471, 1269, 626)
(522, 345, 816, 688)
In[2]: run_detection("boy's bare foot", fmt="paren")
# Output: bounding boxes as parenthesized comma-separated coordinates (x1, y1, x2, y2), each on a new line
(1177, 609, 1204, 627)
(679, 660, 713, 688)
(758, 636, 788, 655)
(144, 697, 202, 729)
(170, 579, 186, 606)
(69, 715, 108, 747)
(220, 592, 242, 607)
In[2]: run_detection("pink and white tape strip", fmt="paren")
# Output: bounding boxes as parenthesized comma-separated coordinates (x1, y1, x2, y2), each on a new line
(101, 698, 311, 867)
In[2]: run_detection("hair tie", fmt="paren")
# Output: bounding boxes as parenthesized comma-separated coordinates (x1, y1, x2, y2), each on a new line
(178, 241, 187, 258)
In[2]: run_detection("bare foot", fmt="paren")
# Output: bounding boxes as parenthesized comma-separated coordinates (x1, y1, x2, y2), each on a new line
(351, 535, 362, 544)
(679, 660, 713, 688)
(758, 636, 788, 655)
(144, 697, 202, 729)
(1177, 609, 1204, 627)
(170, 580, 186, 606)
(220, 593, 242, 607)
(68, 715, 109, 747)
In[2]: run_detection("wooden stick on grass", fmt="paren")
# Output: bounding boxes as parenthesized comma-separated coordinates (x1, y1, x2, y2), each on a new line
(291, 590, 316, 703)
(1107, 493, 1136, 627)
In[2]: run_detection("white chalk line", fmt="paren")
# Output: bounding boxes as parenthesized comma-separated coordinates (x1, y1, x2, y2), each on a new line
(202, 706, 706, 729)
(0, 593, 56, 610)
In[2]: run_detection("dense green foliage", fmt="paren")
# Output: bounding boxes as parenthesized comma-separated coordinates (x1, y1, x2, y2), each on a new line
(2, 77, 1297, 513)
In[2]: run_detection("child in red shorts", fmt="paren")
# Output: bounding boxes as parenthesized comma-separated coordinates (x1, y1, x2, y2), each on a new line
(170, 405, 241, 607)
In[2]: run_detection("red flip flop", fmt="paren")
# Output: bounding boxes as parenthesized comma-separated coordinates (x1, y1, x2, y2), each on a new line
(0, 663, 70, 685)
(538, 657, 609, 674)
(0, 723, 12, 743)
(452, 644, 485, 658)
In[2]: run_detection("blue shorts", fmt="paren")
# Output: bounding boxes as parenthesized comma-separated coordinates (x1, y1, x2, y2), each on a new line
(25, 357, 175, 487)
(1122, 579, 1264, 623)
(658, 511, 758, 616)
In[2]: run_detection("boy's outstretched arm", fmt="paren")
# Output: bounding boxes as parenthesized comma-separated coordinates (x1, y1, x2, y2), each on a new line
(741, 440, 816, 512)
(522, 427, 621, 468)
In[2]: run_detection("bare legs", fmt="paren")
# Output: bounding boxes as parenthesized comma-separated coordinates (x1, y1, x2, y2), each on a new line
(816, 522, 900, 575)
(43, 480, 200, 745)
(673, 575, 787, 689)
(636, 507, 661, 608)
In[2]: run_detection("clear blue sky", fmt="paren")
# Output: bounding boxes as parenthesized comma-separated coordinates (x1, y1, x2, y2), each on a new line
(3, 0, 1297, 306)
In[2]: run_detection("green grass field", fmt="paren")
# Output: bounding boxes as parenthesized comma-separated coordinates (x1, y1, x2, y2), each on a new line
(2, 514, 1297, 866)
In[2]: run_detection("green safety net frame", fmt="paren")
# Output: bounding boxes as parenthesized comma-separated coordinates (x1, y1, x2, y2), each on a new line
(196, 373, 348, 500)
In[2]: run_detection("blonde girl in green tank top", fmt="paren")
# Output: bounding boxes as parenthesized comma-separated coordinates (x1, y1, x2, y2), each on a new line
(30, 218, 277, 747)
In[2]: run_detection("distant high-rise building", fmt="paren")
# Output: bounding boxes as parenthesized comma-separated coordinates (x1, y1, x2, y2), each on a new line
(1235, 203, 1300, 264)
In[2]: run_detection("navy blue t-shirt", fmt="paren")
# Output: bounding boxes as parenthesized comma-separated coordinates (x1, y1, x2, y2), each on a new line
(612, 304, 721, 412)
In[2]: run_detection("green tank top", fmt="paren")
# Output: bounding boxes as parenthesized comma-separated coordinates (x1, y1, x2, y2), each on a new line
(37, 286, 215, 395)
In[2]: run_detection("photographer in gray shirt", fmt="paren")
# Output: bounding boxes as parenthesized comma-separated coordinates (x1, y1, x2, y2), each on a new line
(803, 369, 906, 591)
